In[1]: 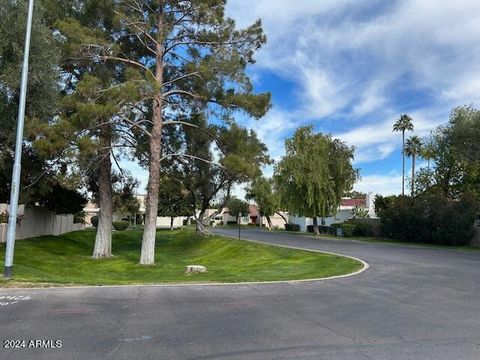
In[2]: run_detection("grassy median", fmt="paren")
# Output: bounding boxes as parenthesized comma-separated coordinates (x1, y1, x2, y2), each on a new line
(0, 228, 362, 286)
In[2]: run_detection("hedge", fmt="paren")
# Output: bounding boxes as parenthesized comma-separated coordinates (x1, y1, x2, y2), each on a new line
(285, 223, 301, 231)
(341, 223, 355, 237)
(378, 192, 479, 246)
(345, 219, 379, 237)
(112, 221, 130, 231)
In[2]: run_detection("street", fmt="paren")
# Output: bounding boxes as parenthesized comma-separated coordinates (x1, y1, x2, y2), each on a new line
(1, 229, 479, 360)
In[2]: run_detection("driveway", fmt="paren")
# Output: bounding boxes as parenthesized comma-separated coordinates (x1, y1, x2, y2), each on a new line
(1, 228, 479, 360)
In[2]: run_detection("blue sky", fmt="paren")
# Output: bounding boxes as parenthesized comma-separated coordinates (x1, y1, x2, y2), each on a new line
(125, 0, 480, 197)
(224, 0, 480, 196)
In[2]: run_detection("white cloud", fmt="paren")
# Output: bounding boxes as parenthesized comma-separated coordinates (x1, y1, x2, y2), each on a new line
(354, 173, 402, 196)
(243, 108, 300, 162)
(126, 1, 480, 198)
(227, 0, 480, 123)
(335, 108, 446, 163)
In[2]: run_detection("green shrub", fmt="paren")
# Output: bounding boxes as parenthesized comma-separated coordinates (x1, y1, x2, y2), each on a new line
(378, 192, 479, 246)
(73, 211, 86, 224)
(113, 221, 129, 231)
(341, 223, 356, 237)
(346, 219, 379, 237)
(0, 211, 7, 224)
(285, 223, 300, 231)
(91, 215, 99, 227)
(227, 221, 237, 225)
(319, 225, 336, 235)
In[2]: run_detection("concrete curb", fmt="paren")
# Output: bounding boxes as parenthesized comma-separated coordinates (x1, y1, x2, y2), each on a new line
(0, 235, 369, 291)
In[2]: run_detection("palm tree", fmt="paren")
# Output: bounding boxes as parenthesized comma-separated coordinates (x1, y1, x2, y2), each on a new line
(420, 135, 435, 170)
(405, 135, 422, 196)
(393, 114, 414, 195)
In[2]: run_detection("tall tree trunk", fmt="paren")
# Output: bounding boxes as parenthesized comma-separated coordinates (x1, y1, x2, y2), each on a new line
(266, 215, 273, 230)
(170, 217, 174, 231)
(313, 216, 319, 236)
(93, 126, 113, 258)
(196, 209, 209, 235)
(140, 6, 164, 265)
(411, 154, 416, 197)
(402, 131, 405, 196)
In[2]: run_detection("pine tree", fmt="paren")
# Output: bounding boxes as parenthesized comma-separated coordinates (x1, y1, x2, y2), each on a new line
(68, 1, 271, 263)
(40, 0, 123, 258)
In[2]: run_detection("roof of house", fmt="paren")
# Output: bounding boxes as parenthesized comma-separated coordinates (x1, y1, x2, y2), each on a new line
(340, 198, 366, 207)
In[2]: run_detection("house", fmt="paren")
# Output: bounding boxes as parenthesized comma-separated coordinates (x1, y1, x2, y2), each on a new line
(209, 204, 288, 229)
(210, 207, 249, 226)
(247, 204, 289, 228)
(288, 192, 376, 232)
(83, 194, 146, 227)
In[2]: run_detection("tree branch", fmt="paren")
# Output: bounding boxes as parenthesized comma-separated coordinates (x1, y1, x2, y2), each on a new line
(160, 153, 228, 171)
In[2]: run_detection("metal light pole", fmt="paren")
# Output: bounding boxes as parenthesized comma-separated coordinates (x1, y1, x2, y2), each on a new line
(238, 212, 242, 239)
(4, 0, 35, 279)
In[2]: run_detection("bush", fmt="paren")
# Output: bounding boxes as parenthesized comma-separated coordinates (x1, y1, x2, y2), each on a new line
(227, 221, 237, 225)
(378, 192, 479, 246)
(306, 225, 314, 233)
(346, 219, 379, 237)
(285, 223, 300, 231)
(112, 221, 129, 231)
(91, 215, 99, 227)
(341, 223, 356, 237)
(0, 211, 8, 224)
(73, 211, 86, 224)
(312, 225, 335, 235)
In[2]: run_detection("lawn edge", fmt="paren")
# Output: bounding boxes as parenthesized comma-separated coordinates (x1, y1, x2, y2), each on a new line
(0, 234, 369, 290)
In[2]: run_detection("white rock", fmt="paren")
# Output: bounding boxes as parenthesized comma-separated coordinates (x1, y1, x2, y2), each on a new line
(185, 265, 207, 273)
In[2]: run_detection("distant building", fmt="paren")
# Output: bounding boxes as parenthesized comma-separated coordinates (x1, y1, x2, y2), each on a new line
(288, 192, 376, 232)
(83, 192, 376, 231)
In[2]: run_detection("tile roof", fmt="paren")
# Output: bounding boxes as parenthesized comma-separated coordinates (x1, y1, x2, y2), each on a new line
(341, 198, 366, 207)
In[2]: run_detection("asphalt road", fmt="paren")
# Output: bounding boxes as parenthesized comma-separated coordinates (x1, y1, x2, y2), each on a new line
(1, 228, 479, 360)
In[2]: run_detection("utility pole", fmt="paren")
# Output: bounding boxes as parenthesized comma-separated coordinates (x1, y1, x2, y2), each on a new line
(4, 0, 35, 279)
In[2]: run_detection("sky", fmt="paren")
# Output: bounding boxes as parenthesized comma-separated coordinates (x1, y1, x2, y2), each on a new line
(126, 0, 480, 197)
(225, 0, 480, 196)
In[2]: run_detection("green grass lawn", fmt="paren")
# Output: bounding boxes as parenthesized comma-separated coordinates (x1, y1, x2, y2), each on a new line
(0, 229, 362, 286)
